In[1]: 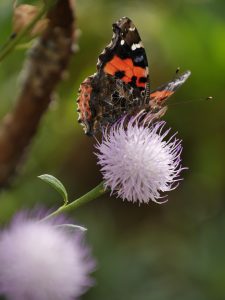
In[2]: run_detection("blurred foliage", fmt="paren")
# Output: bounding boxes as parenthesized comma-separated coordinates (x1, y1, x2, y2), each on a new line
(0, 0, 225, 299)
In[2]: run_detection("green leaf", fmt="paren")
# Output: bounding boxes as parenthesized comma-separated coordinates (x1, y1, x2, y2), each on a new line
(38, 174, 68, 204)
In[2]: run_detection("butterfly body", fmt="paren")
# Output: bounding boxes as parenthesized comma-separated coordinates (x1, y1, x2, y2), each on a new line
(77, 17, 191, 135)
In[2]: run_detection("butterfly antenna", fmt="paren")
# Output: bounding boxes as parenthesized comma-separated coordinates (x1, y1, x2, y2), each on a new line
(168, 96, 214, 106)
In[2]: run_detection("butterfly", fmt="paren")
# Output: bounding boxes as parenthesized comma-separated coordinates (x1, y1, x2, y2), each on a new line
(77, 16, 191, 135)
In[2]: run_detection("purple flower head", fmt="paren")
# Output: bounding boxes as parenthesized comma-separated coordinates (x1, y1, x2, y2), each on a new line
(95, 113, 185, 204)
(0, 211, 96, 300)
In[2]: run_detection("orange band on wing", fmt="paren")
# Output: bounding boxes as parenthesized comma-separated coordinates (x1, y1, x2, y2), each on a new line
(136, 81, 146, 88)
(104, 63, 117, 75)
(150, 90, 174, 102)
(104, 55, 147, 88)
(121, 76, 131, 83)
(133, 66, 146, 78)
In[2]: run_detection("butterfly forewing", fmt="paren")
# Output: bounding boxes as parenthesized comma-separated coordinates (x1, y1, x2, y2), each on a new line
(97, 17, 149, 94)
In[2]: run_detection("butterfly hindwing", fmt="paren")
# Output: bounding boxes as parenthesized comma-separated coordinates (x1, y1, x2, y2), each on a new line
(150, 70, 191, 107)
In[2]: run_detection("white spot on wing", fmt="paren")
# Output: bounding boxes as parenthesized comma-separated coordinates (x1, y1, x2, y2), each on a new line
(120, 39, 125, 45)
(129, 26, 136, 31)
(131, 44, 136, 51)
(131, 42, 142, 51)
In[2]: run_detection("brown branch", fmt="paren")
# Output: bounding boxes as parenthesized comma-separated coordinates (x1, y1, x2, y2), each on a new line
(0, 0, 75, 187)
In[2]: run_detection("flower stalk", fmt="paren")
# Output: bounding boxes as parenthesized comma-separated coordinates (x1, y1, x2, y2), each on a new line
(42, 182, 106, 222)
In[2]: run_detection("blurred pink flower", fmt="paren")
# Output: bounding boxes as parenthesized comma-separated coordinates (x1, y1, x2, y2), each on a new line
(0, 211, 95, 300)
(96, 114, 185, 204)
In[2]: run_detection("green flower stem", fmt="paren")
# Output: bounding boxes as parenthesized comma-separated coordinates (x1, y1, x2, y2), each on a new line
(42, 182, 106, 222)
(0, 1, 55, 62)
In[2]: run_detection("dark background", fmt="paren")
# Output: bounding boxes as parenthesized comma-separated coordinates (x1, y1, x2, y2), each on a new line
(0, 0, 225, 299)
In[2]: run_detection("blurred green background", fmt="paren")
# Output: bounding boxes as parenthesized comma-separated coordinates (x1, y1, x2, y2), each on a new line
(0, 0, 225, 299)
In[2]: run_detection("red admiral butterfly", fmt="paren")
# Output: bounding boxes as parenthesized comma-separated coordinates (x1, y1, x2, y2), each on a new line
(77, 17, 191, 135)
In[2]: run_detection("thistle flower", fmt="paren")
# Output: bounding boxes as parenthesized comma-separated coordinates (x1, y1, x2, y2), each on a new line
(96, 113, 185, 204)
(0, 211, 95, 300)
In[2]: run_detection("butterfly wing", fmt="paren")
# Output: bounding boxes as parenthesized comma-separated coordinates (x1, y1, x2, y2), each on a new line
(149, 70, 191, 107)
(77, 16, 191, 136)
(97, 17, 149, 94)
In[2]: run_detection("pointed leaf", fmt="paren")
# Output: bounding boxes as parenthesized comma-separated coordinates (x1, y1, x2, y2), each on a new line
(56, 224, 87, 232)
(38, 174, 68, 204)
